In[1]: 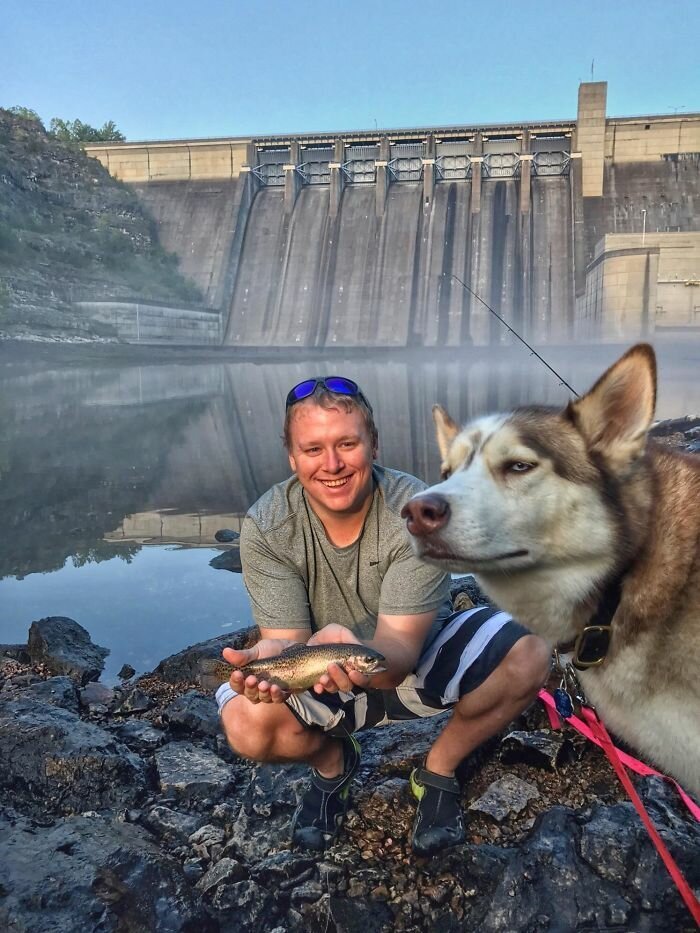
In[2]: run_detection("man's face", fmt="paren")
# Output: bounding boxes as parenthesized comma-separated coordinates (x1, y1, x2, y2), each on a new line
(287, 401, 376, 521)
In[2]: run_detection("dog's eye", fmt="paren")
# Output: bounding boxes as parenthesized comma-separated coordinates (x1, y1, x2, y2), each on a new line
(505, 460, 536, 474)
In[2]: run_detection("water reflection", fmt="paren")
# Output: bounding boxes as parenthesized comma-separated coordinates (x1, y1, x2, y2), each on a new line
(1, 340, 698, 675)
(2, 341, 699, 579)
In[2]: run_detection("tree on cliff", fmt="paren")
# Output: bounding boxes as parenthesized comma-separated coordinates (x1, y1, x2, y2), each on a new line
(8, 106, 44, 126)
(49, 118, 126, 143)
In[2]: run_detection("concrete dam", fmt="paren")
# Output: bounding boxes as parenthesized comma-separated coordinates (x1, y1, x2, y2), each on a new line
(86, 82, 700, 347)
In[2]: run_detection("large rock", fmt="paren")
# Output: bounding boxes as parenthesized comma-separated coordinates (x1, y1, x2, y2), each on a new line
(0, 808, 214, 932)
(163, 690, 221, 737)
(27, 616, 108, 684)
(154, 741, 235, 802)
(152, 626, 258, 684)
(0, 699, 147, 816)
(1, 674, 79, 713)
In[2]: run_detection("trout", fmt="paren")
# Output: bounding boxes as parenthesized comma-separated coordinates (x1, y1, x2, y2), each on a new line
(199, 643, 386, 692)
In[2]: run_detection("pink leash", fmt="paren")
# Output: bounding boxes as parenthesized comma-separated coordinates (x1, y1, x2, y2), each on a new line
(539, 689, 700, 925)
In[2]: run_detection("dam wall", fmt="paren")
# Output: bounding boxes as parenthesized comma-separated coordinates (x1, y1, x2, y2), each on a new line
(84, 83, 700, 347)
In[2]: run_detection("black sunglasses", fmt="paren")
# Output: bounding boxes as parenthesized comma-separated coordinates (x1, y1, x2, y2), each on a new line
(285, 376, 372, 412)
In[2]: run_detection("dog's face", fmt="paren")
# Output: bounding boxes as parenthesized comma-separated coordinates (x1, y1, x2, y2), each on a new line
(402, 344, 657, 582)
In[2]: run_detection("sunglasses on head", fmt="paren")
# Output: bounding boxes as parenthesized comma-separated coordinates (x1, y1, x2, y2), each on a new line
(285, 376, 371, 412)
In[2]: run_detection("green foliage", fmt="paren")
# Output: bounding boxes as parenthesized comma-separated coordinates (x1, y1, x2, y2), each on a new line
(49, 117, 126, 143)
(8, 106, 44, 126)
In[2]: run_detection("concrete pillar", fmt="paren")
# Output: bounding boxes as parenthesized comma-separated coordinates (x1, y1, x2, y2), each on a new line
(519, 130, 532, 335)
(519, 129, 532, 214)
(375, 136, 391, 218)
(329, 137, 345, 219)
(422, 134, 436, 208)
(570, 151, 587, 298)
(284, 140, 302, 215)
(576, 82, 607, 198)
(470, 159, 483, 214)
(470, 132, 483, 214)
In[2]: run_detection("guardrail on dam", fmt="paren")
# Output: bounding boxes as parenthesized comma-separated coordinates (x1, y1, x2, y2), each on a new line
(85, 83, 700, 346)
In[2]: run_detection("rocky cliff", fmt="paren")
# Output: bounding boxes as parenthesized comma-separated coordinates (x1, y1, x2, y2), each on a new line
(0, 110, 202, 339)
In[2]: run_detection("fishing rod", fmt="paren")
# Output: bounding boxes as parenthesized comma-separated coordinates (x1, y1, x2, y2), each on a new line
(448, 273, 580, 398)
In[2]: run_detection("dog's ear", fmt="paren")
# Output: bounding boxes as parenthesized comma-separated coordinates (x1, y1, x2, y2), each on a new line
(432, 405, 460, 462)
(568, 343, 657, 469)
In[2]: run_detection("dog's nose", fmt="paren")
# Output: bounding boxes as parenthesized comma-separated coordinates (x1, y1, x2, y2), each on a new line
(401, 494, 450, 536)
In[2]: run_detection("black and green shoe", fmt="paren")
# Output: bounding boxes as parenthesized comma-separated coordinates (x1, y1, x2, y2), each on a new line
(410, 765, 466, 856)
(291, 734, 361, 851)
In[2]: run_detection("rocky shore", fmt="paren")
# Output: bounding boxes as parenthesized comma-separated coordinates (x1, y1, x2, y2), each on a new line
(2, 419, 699, 932)
(1, 597, 699, 932)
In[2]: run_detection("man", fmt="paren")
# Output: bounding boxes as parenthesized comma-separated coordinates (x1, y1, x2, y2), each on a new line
(218, 376, 550, 855)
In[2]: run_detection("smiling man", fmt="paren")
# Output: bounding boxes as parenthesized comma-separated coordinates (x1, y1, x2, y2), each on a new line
(218, 377, 550, 855)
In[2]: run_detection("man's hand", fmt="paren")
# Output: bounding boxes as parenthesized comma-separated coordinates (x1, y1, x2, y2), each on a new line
(306, 624, 374, 695)
(222, 638, 298, 705)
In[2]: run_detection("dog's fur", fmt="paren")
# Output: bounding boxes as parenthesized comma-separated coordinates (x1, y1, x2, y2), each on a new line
(404, 344, 700, 797)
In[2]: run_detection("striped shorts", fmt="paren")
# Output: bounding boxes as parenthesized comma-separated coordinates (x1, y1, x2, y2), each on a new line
(285, 607, 530, 736)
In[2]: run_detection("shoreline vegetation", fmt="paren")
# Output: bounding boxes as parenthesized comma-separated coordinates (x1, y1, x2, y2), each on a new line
(0, 108, 203, 340)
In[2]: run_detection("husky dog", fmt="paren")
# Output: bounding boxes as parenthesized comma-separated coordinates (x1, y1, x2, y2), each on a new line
(402, 344, 700, 797)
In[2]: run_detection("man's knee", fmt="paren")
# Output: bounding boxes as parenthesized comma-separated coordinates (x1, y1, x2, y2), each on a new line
(502, 634, 551, 700)
(220, 695, 301, 762)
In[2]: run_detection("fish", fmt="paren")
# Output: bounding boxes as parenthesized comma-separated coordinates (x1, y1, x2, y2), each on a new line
(199, 643, 386, 692)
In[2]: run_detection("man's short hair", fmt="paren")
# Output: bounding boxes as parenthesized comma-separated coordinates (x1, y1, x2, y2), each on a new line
(283, 384, 378, 451)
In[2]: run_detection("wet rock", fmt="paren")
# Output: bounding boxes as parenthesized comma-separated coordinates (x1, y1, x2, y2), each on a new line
(188, 823, 226, 861)
(195, 856, 247, 895)
(223, 763, 307, 860)
(182, 856, 207, 882)
(500, 729, 572, 770)
(118, 663, 136, 680)
(0, 645, 31, 664)
(163, 690, 220, 737)
(114, 685, 155, 714)
(142, 805, 206, 843)
(7, 675, 79, 712)
(154, 741, 235, 802)
(0, 700, 146, 816)
(209, 546, 242, 573)
(0, 809, 213, 932)
(207, 878, 271, 922)
(27, 616, 108, 684)
(359, 712, 450, 772)
(214, 528, 240, 543)
(153, 626, 259, 684)
(249, 850, 316, 888)
(112, 718, 167, 752)
(79, 681, 116, 711)
(302, 894, 394, 933)
(469, 774, 540, 822)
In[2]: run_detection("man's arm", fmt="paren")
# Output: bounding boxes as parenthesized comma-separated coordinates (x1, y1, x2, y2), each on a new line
(308, 610, 438, 693)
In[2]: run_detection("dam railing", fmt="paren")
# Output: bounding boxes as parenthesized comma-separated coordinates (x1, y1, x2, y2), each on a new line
(250, 141, 570, 187)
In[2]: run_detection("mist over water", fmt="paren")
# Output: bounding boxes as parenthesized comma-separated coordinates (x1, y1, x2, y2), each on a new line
(1, 338, 698, 681)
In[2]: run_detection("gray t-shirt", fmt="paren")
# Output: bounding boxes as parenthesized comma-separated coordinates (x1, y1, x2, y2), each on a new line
(240, 465, 452, 644)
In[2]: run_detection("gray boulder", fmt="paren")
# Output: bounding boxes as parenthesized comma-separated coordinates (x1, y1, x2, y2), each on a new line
(152, 625, 258, 684)
(154, 741, 235, 802)
(27, 616, 108, 684)
(163, 690, 221, 737)
(0, 699, 147, 816)
(0, 808, 214, 932)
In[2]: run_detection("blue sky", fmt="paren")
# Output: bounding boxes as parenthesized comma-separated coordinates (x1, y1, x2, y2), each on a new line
(4, 0, 699, 141)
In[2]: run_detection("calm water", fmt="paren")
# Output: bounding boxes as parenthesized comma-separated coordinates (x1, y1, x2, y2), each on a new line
(1, 339, 698, 683)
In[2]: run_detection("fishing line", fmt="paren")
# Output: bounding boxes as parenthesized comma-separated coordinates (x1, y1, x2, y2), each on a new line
(448, 273, 580, 398)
